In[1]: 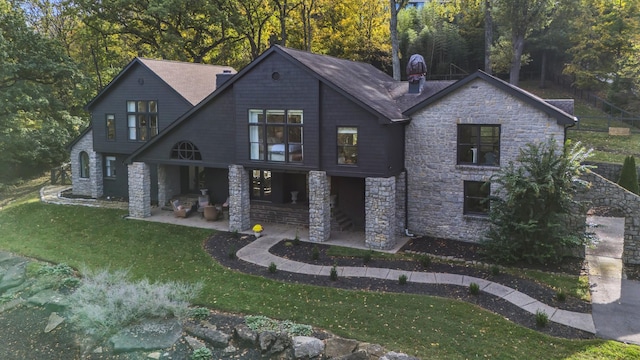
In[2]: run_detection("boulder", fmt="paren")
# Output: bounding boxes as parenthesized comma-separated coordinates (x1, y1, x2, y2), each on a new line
(356, 342, 386, 359)
(44, 312, 65, 333)
(325, 337, 359, 358)
(258, 331, 291, 355)
(27, 289, 69, 312)
(110, 318, 182, 353)
(334, 350, 369, 360)
(292, 336, 324, 358)
(0, 261, 27, 294)
(234, 323, 258, 346)
(380, 351, 420, 360)
(185, 335, 206, 350)
(184, 322, 230, 348)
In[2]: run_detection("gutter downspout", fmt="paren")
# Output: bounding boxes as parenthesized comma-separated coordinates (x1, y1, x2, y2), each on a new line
(564, 117, 578, 144)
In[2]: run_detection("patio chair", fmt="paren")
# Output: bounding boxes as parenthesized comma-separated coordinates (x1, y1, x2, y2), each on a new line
(172, 199, 193, 218)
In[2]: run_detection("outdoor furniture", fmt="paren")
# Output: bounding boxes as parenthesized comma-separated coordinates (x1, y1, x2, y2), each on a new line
(203, 205, 219, 221)
(172, 199, 193, 218)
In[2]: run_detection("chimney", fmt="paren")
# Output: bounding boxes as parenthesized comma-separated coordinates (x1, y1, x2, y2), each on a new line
(406, 54, 427, 94)
(216, 70, 234, 88)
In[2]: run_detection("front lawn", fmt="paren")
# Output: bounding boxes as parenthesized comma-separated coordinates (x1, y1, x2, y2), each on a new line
(1, 192, 639, 358)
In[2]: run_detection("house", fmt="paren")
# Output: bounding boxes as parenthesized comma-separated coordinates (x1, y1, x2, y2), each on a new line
(70, 45, 576, 249)
(68, 58, 236, 201)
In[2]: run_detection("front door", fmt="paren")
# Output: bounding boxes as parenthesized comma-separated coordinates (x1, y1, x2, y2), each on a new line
(251, 170, 272, 201)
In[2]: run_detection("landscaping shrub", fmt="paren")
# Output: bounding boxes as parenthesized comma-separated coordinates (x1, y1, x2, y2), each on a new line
(363, 250, 372, 264)
(618, 155, 639, 194)
(469, 282, 480, 295)
(245, 315, 312, 336)
(67, 268, 202, 342)
(191, 347, 212, 360)
(556, 289, 567, 302)
(535, 310, 549, 327)
(268, 262, 277, 273)
(419, 255, 431, 268)
(330, 265, 338, 281)
(189, 307, 210, 320)
(311, 245, 320, 260)
(399, 274, 408, 285)
(482, 140, 593, 265)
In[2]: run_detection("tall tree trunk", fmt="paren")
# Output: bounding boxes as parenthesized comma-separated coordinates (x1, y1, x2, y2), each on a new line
(280, 0, 287, 46)
(539, 50, 547, 88)
(484, 0, 492, 74)
(390, 0, 402, 80)
(510, 34, 525, 85)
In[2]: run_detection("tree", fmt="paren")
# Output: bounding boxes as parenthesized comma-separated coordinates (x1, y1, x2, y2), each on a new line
(482, 141, 593, 265)
(618, 156, 639, 195)
(0, 0, 84, 180)
(390, 0, 409, 80)
(492, 0, 554, 85)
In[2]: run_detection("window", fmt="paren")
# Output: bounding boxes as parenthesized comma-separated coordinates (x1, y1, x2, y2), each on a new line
(106, 114, 115, 141)
(79, 152, 90, 178)
(251, 169, 272, 200)
(127, 100, 158, 141)
(249, 109, 303, 163)
(171, 141, 202, 160)
(464, 181, 490, 215)
(105, 156, 117, 178)
(337, 127, 358, 164)
(457, 125, 500, 165)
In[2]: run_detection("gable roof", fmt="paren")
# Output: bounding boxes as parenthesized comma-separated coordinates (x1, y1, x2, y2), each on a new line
(84, 57, 235, 110)
(403, 70, 577, 125)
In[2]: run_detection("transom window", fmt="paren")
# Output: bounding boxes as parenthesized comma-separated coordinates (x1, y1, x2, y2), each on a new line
(171, 141, 202, 160)
(106, 114, 115, 141)
(249, 109, 303, 163)
(105, 156, 117, 178)
(457, 125, 500, 165)
(464, 181, 490, 215)
(337, 127, 358, 165)
(80, 151, 90, 178)
(127, 100, 158, 141)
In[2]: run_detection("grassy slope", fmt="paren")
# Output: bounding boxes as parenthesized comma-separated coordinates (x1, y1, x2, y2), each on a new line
(1, 192, 639, 359)
(519, 81, 640, 165)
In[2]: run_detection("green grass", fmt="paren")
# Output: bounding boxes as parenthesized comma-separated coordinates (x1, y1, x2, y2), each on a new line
(520, 81, 640, 165)
(1, 189, 640, 359)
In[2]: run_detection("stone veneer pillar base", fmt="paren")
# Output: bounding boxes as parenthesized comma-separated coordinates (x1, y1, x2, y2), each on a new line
(365, 176, 397, 250)
(308, 171, 331, 243)
(229, 165, 250, 232)
(128, 162, 151, 218)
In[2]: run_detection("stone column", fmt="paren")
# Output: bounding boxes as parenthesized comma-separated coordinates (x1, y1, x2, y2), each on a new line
(395, 171, 406, 237)
(90, 152, 103, 199)
(365, 176, 397, 250)
(228, 165, 250, 232)
(308, 171, 331, 242)
(128, 162, 151, 218)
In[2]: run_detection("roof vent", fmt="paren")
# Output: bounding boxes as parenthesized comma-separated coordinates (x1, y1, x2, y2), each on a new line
(406, 54, 427, 94)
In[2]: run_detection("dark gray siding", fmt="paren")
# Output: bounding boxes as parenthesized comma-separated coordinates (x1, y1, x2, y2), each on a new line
(133, 90, 236, 168)
(234, 53, 320, 171)
(319, 85, 404, 178)
(91, 64, 193, 155)
(102, 154, 158, 202)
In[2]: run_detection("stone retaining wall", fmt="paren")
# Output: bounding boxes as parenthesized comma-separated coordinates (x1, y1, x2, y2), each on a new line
(250, 203, 309, 227)
(577, 172, 640, 264)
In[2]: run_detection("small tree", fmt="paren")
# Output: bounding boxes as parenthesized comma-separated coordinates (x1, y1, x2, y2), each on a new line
(482, 140, 593, 264)
(618, 155, 639, 194)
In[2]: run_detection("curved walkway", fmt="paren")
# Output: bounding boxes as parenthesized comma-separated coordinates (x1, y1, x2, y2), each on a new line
(237, 234, 596, 334)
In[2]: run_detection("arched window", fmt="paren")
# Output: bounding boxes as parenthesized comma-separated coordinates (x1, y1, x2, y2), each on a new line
(171, 141, 202, 160)
(80, 151, 90, 178)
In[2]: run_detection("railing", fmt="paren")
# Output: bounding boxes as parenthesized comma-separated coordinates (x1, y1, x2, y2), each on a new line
(574, 116, 640, 133)
(50, 164, 71, 185)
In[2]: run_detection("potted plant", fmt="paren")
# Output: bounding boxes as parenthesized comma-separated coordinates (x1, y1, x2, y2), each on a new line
(252, 224, 264, 238)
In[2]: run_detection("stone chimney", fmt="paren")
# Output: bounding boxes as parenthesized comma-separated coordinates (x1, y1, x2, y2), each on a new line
(216, 70, 234, 88)
(406, 54, 427, 94)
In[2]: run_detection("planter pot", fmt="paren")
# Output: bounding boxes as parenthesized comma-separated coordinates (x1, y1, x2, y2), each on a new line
(254, 231, 262, 238)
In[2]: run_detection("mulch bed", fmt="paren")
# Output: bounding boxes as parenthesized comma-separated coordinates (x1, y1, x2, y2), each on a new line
(203, 232, 595, 341)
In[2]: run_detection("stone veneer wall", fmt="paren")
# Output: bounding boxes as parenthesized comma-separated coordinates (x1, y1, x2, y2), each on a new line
(308, 171, 330, 243)
(250, 204, 309, 227)
(405, 78, 566, 242)
(395, 172, 407, 236)
(70, 130, 103, 198)
(128, 162, 151, 218)
(365, 176, 397, 249)
(228, 165, 250, 232)
(576, 172, 640, 264)
(585, 161, 640, 184)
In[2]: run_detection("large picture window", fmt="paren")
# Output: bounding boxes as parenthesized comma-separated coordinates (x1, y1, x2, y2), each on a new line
(249, 109, 303, 163)
(106, 114, 115, 141)
(105, 156, 117, 178)
(457, 125, 500, 165)
(337, 127, 358, 164)
(127, 100, 158, 141)
(464, 181, 490, 215)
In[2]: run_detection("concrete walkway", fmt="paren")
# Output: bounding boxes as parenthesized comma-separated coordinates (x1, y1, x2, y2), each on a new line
(43, 185, 640, 338)
(587, 216, 640, 345)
